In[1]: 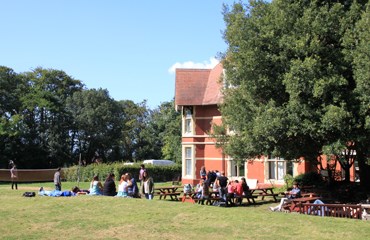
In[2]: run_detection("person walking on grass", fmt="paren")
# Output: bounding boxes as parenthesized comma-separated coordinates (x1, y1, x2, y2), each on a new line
(54, 167, 62, 191)
(10, 163, 18, 190)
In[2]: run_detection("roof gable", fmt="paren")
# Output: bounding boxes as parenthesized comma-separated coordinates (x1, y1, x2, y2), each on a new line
(175, 63, 223, 107)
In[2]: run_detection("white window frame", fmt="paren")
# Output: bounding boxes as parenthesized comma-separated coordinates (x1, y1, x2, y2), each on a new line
(230, 160, 245, 177)
(183, 145, 194, 177)
(266, 156, 292, 182)
(182, 106, 193, 135)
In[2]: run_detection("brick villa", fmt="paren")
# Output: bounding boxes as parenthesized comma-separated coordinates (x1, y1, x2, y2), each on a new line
(175, 63, 356, 186)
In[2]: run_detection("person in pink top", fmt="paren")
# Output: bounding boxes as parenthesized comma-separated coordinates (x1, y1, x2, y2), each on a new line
(226, 180, 236, 206)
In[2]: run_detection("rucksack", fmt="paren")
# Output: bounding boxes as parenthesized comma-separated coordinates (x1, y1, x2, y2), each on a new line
(183, 184, 192, 194)
(23, 192, 36, 197)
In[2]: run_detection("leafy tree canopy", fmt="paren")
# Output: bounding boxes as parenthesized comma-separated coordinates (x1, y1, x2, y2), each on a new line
(220, 0, 370, 184)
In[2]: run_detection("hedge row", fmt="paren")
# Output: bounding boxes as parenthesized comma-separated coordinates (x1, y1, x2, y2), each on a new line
(63, 162, 182, 183)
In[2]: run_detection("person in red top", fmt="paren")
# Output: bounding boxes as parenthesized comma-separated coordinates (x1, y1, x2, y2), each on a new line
(234, 180, 244, 205)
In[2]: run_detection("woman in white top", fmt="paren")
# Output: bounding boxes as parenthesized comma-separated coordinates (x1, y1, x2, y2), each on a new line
(89, 175, 103, 195)
(117, 174, 128, 197)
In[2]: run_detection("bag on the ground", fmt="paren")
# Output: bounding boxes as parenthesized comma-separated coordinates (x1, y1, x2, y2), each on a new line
(23, 192, 36, 197)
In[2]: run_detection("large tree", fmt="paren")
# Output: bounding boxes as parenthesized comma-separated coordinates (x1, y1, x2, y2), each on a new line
(0, 66, 24, 167)
(66, 88, 122, 164)
(220, 0, 369, 186)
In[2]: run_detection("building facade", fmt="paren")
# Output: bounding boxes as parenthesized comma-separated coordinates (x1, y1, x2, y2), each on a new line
(175, 63, 355, 186)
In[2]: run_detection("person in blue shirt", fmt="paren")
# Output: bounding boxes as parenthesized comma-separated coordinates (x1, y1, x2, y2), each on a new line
(269, 182, 301, 211)
(126, 173, 139, 198)
(38, 186, 79, 197)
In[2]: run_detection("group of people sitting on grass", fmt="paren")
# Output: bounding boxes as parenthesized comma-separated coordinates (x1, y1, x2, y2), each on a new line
(39, 167, 154, 199)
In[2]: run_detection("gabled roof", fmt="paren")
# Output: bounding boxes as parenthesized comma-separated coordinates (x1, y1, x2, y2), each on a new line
(175, 63, 223, 107)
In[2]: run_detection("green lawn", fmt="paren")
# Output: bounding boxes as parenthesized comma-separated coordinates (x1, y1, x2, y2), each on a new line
(0, 182, 369, 240)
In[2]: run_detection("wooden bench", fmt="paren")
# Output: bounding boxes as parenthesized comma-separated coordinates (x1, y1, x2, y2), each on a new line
(205, 197, 222, 205)
(159, 192, 181, 201)
(242, 195, 258, 204)
(254, 193, 279, 202)
(299, 203, 362, 219)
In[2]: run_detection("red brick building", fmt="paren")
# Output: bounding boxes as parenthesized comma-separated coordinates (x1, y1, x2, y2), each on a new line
(175, 63, 356, 186)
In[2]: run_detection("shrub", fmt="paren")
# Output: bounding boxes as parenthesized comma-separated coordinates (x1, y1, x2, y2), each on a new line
(63, 162, 181, 183)
(283, 174, 294, 190)
(294, 172, 324, 187)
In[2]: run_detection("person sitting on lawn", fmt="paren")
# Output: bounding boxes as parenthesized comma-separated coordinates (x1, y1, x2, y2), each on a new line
(126, 173, 139, 198)
(103, 173, 117, 196)
(269, 182, 301, 212)
(116, 174, 128, 197)
(89, 175, 103, 195)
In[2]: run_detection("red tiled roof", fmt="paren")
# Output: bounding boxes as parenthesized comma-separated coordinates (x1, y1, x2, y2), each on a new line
(175, 63, 223, 107)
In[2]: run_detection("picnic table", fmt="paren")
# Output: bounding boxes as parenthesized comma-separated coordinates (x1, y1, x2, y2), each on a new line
(285, 196, 321, 212)
(250, 187, 279, 202)
(182, 192, 197, 203)
(154, 186, 181, 201)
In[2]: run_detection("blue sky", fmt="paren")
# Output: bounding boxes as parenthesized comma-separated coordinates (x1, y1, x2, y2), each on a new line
(0, 1, 234, 109)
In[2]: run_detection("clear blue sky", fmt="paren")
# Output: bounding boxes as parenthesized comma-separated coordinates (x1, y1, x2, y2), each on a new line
(0, 0, 234, 109)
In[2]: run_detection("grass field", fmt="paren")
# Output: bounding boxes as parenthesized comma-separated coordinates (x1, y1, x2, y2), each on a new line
(0, 182, 369, 240)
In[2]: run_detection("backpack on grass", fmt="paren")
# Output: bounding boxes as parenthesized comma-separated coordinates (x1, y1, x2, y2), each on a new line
(23, 192, 36, 197)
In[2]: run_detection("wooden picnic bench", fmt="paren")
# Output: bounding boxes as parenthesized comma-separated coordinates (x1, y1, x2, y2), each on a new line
(154, 186, 181, 201)
(251, 187, 279, 202)
(283, 196, 322, 212)
(299, 203, 362, 219)
(232, 194, 258, 205)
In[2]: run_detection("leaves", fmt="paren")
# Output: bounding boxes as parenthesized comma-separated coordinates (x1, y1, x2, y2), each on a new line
(219, 0, 370, 169)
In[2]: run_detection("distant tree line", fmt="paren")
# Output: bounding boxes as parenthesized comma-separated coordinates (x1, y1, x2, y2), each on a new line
(0, 66, 181, 168)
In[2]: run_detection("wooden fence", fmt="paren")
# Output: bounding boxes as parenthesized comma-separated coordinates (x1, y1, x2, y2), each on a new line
(0, 169, 62, 182)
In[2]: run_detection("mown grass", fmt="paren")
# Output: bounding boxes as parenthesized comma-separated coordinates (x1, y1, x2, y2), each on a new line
(0, 182, 369, 240)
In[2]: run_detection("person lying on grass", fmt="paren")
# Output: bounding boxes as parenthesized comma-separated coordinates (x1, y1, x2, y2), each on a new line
(38, 186, 85, 197)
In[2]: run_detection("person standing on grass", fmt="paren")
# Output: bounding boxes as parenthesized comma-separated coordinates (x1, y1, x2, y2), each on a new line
(10, 163, 18, 190)
(139, 164, 146, 186)
(54, 167, 61, 191)
(140, 170, 154, 200)
(216, 171, 228, 201)
(200, 166, 207, 181)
